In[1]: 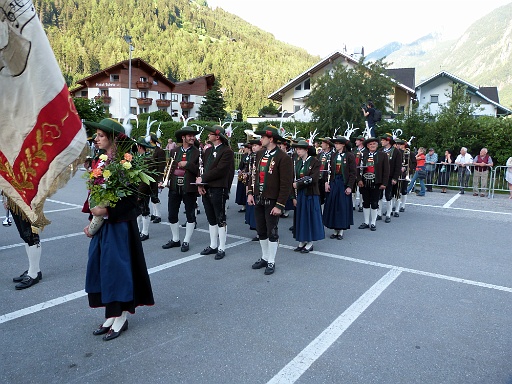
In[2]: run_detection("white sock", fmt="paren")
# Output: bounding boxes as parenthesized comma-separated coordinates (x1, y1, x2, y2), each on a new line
(259, 238, 269, 261)
(184, 222, 195, 243)
(102, 317, 115, 328)
(363, 208, 370, 224)
(305, 241, 313, 249)
(209, 224, 219, 248)
(153, 202, 160, 217)
(218, 225, 227, 251)
(27, 244, 41, 279)
(170, 222, 180, 242)
(339, 230, 344, 236)
(267, 241, 278, 264)
(111, 311, 128, 332)
(137, 215, 142, 232)
(371, 209, 379, 226)
(386, 201, 392, 218)
(400, 194, 407, 209)
(141, 215, 150, 236)
(298, 241, 306, 248)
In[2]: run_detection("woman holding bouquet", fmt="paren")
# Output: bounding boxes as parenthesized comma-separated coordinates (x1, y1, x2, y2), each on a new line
(83, 118, 154, 341)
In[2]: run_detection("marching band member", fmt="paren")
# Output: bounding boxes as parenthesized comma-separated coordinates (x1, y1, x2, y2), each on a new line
(291, 139, 324, 253)
(247, 126, 293, 275)
(323, 136, 357, 240)
(317, 137, 334, 206)
(245, 139, 263, 240)
(136, 137, 156, 241)
(161, 126, 200, 252)
(379, 134, 402, 223)
(357, 137, 390, 231)
(352, 135, 366, 212)
(196, 125, 235, 260)
(148, 133, 166, 223)
(235, 144, 252, 212)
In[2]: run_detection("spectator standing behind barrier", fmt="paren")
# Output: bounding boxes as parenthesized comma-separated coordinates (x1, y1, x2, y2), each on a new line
(505, 157, 512, 199)
(472, 148, 493, 197)
(165, 138, 176, 151)
(406, 147, 426, 197)
(425, 148, 438, 192)
(437, 150, 453, 193)
(455, 147, 473, 194)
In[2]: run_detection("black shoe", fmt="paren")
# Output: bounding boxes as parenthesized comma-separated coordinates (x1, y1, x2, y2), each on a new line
(252, 258, 267, 269)
(196, 209, 200, 215)
(103, 320, 128, 341)
(15, 275, 40, 290)
(294, 245, 305, 252)
(93, 325, 111, 336)
(385, 216, 391, 223)
(251, 236, 259, 241)
(393, 212, 399, 218)
(329, 233, 337, 239)
(162, 240, 181, 249)
(399, 207, 405, 212)
(358, 223, 370, 229)
(459, 190, 464, 194)
(301, 245, 313, 254)
(13, 270, 42, 283)
(150, 215, 156, 221)
(289, 226, 294, 231)
(152, 217, 161, 223)
(358, 207, 363, 212)
(336, 234, 343, 240)
(2, 218, 12, 226)
(200, 246, 218, 255)
(353, 206, 355, 210)
(370, 224, 377, 231)
(264, 263, 275, 275)
(181, 242, 189, 252)
(214, 250, 225, 260)
(376, 215, 382, 221)
(238, 208, 246, 213)
(140, 233, 149, 241)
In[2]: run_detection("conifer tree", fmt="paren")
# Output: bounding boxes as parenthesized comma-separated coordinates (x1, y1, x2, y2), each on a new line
(198, 79, 227, 122)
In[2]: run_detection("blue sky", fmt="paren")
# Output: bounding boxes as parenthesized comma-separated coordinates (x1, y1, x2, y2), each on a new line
(208, 0, 512, 57)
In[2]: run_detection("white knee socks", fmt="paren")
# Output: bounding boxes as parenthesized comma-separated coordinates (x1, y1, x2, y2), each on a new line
(218, 225, 227, 251)
(209, 224, 219, 248)
(170, 222, 180, 242)
(184, 222, 195, 243)
(27, 244, 41, 279)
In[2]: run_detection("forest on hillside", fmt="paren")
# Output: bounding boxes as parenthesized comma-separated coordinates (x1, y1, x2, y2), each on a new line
(35, 0, 320, 117)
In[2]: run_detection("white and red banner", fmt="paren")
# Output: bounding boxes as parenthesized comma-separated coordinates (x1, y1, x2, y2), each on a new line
(0, 0, 87, 226)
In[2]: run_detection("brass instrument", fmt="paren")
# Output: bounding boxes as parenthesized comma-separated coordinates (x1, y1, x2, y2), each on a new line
(191, 145, 207, 185)
(162, 153, 176, 188)
(399, 148, 411, 182)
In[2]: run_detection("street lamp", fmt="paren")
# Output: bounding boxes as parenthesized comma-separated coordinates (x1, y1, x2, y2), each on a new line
(123, 35, 133, 116)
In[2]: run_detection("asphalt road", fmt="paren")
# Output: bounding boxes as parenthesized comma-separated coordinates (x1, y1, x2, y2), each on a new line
(1, 171, 511, 384)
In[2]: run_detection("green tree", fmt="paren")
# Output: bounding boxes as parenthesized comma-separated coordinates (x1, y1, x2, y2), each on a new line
(258, 103, 279, 117)
(234, 102, 243, 121)
(305, 58, 394, 136)
(73, 97, 107, 126)
(198, 79, 227, 121)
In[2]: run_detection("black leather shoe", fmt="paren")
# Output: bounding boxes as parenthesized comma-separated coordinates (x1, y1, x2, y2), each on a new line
(150, 215, 156, 221)
(294, 245, 305, 252)
(336, 234, 343, 240)
(152, 217, 161, 223)
(251, 236, 259, 241)
(289, 226, 294, 231)
(162, 240, 180, 249)
(13, 270, 42, 283)
(358, 223, 370, 229)
(238, 208, 246, 213)
(329, 233, 337, 239)
(200, 246, 218, 255)
(301, 245, 313, 253)
(252, 258, 267, 269)
(370, 224, 377, 231)
(140, 233, 149, 241)
(399, 207, 405, 212)
(358, 207, 363, 212)
(393, 212, 399, 217)
(264, 262, 275, 275)
(214, 250, 225, 260)
(376, 215, 382, 221)
(385, 216, 391, 223)
(93, 325, 110, 336)
(181, 242, 189, 252)
(15, 275, 40, 290)
(103, 320, 128, 341)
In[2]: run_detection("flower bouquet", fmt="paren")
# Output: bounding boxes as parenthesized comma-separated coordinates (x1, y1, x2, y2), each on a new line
(84, 142, 155, 235)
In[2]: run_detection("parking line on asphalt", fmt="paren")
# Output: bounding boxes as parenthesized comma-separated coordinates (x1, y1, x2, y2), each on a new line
(443, 193, 461, 208)
(0, 238, 251, 325)
(267, 269, 402, 384)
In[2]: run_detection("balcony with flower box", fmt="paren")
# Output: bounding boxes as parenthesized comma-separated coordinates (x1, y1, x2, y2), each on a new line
(94, 95, 112, 105)
(180, 101, 194, 110)
(156, 99, 171, 108)
(136, 80, 152, 90)
(137, 98, 153, 106)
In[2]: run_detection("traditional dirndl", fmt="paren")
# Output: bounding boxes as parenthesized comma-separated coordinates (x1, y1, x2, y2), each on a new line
(235, 180, 247, 206)
(294, 190, 325, 242)
(323, 174, 354, 230)
(245, 202, 257, 229)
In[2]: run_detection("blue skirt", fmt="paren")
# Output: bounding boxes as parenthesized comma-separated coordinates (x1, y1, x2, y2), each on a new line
(295, 190, 325, 242)
(323, 174, 354, 230)
(235, 181, 247, 206)
(245, 203, 256, 229)
(284, 197, 294, 210)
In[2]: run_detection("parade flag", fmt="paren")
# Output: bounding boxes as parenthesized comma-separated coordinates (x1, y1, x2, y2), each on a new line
(0, 0, 87, 227)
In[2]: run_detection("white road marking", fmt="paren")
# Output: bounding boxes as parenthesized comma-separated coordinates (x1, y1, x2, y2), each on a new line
(442, 193, 461, 208)
(267, 269, 402, 384)
(46, 199, 83, 208)
(0, 232, 85, 250)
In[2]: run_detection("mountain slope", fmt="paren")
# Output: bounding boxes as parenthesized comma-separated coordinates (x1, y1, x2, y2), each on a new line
(382, 2, 512, 107)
